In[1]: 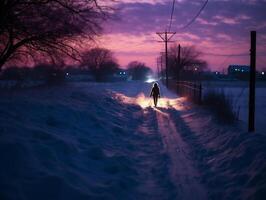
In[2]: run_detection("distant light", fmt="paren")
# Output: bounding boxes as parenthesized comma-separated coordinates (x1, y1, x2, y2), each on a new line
(235, 69, 237, 71)
(145, 78, 156, 83)
(215, 71, 218, 75)
(66, 73, 69, 76)
(241, 70, 244, 72)
(262, 72, 265, 75)
(123, 72, 126, 75)
(119, 72, 122, 75)
(194, 67, 198, 71)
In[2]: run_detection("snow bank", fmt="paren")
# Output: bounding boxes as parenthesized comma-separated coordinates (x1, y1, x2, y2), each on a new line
(0, 81, 265, 200)
(202, 81, 266, 134)
(167, 106, 266, 199)
(0, 82, 176, 200)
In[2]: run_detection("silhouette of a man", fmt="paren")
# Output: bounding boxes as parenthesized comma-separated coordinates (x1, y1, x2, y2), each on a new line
(150, 82, 160, 107)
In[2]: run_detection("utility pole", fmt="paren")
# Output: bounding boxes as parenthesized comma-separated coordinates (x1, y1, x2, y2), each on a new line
(156, 31, 176, 87)
(156, 57, 160, 79)
(160, 52, 163, 79)
(160, 52, 164, 81)
(248, 31, 256, 132)
(177, 44, 181, 81)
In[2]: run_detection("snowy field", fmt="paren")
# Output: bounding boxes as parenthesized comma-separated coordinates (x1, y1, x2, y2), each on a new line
(0, 80, 45, 89)
(202, 81, 266, 133)
(0, 81, 266, 200)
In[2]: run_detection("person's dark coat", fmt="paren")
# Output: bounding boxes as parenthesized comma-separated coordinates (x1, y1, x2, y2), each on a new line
(150, 83, 160, 97)
(150, 83, 160, 107)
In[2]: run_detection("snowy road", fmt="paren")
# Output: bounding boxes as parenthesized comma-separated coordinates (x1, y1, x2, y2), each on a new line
(0, 81, 265, 200)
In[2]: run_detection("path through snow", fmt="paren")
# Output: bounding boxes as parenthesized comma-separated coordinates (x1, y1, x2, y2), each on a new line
(114, 82, 207, 199)
(155, 107, 207, 199)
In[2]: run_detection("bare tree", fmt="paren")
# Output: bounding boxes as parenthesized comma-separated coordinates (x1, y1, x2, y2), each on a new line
(168, 44, 207, 80)
(0, 0, 113, 70)
(127, 61, 151, 80)
(82, 47, 119, 81)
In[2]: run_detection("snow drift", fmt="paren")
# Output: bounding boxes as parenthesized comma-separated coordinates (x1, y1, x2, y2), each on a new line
(0, 81, 265, 200)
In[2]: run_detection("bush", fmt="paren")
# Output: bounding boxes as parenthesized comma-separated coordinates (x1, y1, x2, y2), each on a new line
(1, 65, 65, 85)
(203, 90, 238, 123)
(81, 48, 120, 82)
(1, 67, 26, 80)
(33, 64, 65, 84)
(127, 61, 151, 80)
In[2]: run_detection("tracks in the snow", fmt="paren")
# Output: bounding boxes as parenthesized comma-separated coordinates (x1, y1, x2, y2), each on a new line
(153, 107, 207, 200)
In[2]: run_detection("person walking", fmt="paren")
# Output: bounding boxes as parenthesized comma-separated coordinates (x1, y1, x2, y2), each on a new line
(150, 82, 160, 107)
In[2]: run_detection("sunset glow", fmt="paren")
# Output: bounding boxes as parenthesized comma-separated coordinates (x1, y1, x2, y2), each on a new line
(101, 0, 266, 71)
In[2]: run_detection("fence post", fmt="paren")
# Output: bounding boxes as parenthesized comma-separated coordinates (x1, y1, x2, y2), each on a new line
(199, 83, 202, 104)
(180, 82, 182, 96)
(248, 31, 256, 132)
(182, 82, 184, 96)
(193, 83, 196, 102)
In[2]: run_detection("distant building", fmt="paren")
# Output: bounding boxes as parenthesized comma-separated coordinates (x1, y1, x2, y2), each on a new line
(228, 65, 250, 80)
(228, 65, 250, 75)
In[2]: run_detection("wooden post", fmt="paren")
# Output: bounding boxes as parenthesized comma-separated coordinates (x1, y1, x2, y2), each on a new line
(193, 83, 196, 102)
(165, 31, 169, 88)
(248, 31, 256, 132)
(177, 44, 181, 81)
(157, 58, 160, 79)
(199, 83, 202, 104)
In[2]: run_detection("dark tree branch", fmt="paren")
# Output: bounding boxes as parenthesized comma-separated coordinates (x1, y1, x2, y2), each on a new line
(0, 0, 114, 70)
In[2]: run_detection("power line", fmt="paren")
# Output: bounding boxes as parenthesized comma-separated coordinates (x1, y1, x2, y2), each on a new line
(156, 0, 177, 87)
(202, 52, 249, 57)
(180, 0, 209, 30)
(217, 54, 237, 70)
(168, 0, 176, 32)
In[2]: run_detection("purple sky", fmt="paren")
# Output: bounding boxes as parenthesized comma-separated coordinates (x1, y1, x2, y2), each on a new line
(99, 0, 266, 71)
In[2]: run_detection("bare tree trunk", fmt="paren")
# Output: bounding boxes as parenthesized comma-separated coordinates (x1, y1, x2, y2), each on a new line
(0, 48, 13, 71)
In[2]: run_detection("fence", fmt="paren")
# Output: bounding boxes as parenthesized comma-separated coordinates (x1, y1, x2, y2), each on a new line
(168, 80, 202, 104)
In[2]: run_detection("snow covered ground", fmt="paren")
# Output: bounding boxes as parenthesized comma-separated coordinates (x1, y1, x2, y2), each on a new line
(0, 81, 265, 200)
(202, 81, 266, 133)
(0, 80, 45, 89)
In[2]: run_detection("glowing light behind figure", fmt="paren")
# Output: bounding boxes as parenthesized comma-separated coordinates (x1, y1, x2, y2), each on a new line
(145, 75, 157, 83)
(114, 92, 186, 110)
(145, 78, 157, 83)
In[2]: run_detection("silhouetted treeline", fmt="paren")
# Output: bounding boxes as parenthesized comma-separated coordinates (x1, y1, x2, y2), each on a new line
(1, 46, 124, 84)
(159, 45, 207, 81)
(127, 61, 151, 80)
(81, 48, 120, 82)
